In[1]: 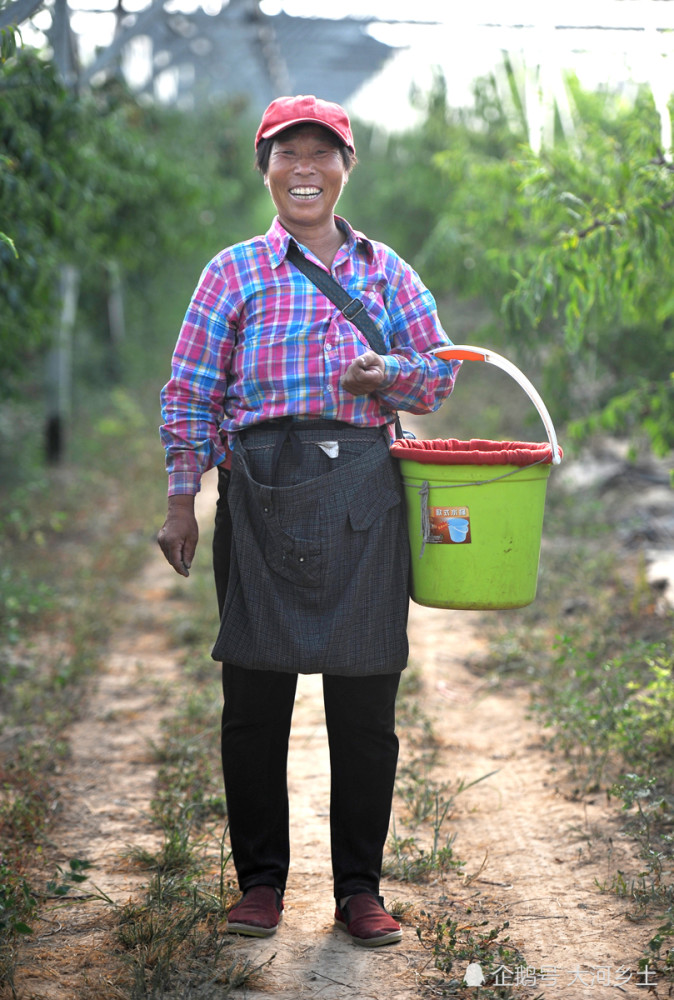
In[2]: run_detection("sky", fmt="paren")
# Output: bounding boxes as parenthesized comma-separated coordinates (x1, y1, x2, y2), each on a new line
(285, 0, 674, 130)
(23, 0, 674, 131)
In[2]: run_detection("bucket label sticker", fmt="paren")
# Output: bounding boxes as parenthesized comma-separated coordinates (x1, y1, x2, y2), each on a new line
(428, 505, 471, 544)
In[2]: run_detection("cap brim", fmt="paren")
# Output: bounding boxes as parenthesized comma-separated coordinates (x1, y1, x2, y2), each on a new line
(260, 117, 353, 150)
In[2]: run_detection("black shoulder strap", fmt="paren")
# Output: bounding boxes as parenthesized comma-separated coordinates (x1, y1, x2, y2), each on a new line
(285, 241, 388, 356)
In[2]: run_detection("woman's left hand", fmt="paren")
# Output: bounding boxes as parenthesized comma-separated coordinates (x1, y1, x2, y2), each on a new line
(340, 351, 386, 396)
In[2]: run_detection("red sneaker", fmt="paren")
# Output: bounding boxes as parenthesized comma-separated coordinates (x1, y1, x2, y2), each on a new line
(334, 893, 402, 947)
(226, 885, 284, 937)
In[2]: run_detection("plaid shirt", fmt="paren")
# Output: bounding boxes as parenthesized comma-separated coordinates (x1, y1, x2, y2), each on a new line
(160, 216, 459, 495)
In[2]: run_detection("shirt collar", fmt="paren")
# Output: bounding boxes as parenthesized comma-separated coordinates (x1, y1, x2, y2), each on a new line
(266, 215, 374, 269)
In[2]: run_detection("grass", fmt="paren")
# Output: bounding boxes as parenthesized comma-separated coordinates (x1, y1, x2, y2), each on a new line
(0, 389, 170, 995)
(392, 385, 674, 993)
(0, 383, 251, 998)
(100, 490, 269, 998)
(416, 911, 542, 999)
(2, 355, 673, 996)
(114, 866, 255, 1000)
(463, 443, 674, 988)
(385, 668, 538, 998)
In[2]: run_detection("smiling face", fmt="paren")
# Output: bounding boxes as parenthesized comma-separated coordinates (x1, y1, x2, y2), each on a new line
(264, 125, 348, 239)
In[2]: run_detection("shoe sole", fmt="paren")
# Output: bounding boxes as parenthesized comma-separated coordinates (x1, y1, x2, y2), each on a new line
(334, 918, 402, 947)
(226, 914, 282, 938)
(225, 913, 283, 937)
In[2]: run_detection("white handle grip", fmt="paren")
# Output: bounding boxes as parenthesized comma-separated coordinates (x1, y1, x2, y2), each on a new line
(432, 345, 562, 465)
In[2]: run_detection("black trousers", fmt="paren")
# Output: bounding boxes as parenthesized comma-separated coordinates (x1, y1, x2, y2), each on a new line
(213, 464, 401, 900)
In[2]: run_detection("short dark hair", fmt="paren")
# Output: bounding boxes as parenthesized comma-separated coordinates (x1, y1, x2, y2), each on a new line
(255, 124, 357, 175)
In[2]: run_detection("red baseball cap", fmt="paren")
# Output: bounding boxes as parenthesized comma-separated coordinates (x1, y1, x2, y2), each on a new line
(255, 95, 355, 152)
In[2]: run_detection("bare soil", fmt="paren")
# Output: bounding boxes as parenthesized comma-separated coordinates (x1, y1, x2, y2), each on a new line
(13, 469, 661, 1000)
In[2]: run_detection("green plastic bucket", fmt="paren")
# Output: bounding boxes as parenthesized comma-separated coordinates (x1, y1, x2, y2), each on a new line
(391, 346, 563, 611)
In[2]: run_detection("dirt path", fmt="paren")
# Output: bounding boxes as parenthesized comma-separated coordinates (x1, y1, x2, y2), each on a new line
(16, 470, 658, 999)
(408, 603, 654, 999)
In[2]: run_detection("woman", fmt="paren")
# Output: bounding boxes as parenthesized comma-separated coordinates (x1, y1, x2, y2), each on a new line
(158, 95, 460, 947)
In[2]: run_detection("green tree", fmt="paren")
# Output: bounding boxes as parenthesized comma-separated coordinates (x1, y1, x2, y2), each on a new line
(0, 49, 264, 395)
(344, 74, 525, 261)
(499, 88, 674, 453)
(1, 52, 86, 382)
(350, 76, 673, 457)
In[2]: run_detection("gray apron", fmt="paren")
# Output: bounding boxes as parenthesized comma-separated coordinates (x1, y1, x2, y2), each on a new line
(211, 422, 410, 675)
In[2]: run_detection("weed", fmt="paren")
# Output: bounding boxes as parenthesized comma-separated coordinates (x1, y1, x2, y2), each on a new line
(0, 571, 55, 648)
(0, 856, 112, 996)
(0, 858, 36, 997)
(531, 640, 674, 788)
(0, 861, 36, 939)
(643, 919, 674, 982)
(116, 829, 247, 997)
(116, 870, 255, 999)
(387, 673, 534, 997)
(417, 907, 540, 998)
(385, 806, 464, 883)
(0, 386, 195, 991)
(126, 827, 197, 878)
(109, 544, 249, 997)
(398, 764, 449, 826)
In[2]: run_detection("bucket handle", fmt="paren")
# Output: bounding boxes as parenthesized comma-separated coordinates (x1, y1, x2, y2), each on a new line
(431, 345, 562, 465)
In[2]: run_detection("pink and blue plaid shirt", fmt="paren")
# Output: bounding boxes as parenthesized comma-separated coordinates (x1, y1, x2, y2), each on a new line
(160, 216, 459, 495)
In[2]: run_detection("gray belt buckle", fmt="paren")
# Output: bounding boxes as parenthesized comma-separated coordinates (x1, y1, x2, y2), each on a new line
(342, 298, 365, 321)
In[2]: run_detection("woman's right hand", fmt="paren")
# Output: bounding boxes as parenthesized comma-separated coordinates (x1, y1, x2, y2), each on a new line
(340, 350, 386, 395)
(157, 495, 199, 577)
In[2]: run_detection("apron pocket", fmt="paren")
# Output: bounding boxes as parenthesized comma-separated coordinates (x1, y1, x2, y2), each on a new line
(264, 523, 322, 588)
(348, 484, 401, 532)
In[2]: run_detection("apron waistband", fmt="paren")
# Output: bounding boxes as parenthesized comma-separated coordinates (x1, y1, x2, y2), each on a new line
(239, 418, 383, 484)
